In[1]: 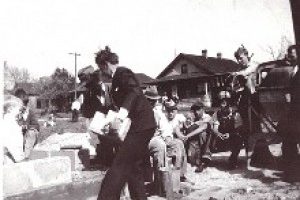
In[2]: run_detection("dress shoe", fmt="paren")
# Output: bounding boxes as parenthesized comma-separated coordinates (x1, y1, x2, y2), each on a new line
(180, 176, 195, 185)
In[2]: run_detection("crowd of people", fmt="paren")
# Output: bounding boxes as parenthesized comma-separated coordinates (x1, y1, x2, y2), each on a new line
(86, 45, 299, 199)
(3, 44, 299, 199)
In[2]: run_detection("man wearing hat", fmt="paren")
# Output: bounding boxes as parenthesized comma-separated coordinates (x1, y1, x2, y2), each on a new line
(77, 64, 117, 166)
(145, 87, 193, 186)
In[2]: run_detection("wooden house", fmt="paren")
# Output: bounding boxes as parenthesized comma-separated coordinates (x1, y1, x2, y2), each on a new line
(151, 52, 242, 105)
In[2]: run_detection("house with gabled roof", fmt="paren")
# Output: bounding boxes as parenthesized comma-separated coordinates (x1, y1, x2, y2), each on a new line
(135, 73, 154, 90)
(151, 51, 242, 105)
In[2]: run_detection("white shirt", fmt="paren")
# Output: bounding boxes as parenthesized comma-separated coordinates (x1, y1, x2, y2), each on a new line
(71, 101, 81, 111)
(237, 62, 257, 77)
(236, 62, 258, 94)
(3, 114, 25, 164)
(158, 113, 186, 140)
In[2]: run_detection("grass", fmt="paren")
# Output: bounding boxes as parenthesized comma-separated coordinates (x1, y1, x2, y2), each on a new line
(37, 114, 88, 143)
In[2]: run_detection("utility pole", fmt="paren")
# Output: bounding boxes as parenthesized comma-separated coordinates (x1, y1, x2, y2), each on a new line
(69, 52, 81, 99)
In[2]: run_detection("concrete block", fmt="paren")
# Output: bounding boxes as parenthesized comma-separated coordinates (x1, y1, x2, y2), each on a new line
(28, 150, 51, 160)
(5, 173, 105, 200)
(3, 157, 72, 197)
(51, 149, 90, 171)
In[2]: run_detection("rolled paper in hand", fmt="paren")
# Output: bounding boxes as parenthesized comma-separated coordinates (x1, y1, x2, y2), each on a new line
(106, 110, 118, 124)
(89, 111, 106, 135)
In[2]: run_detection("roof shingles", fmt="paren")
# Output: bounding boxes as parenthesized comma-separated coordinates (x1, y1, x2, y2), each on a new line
(157, 53, 242, 79)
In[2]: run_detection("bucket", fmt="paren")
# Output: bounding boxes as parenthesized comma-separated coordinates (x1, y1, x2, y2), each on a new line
(157, 167, 173, 199)
(171, 169, 181, 193)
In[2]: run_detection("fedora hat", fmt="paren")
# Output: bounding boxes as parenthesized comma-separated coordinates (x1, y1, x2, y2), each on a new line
(144, 87, 161, 100)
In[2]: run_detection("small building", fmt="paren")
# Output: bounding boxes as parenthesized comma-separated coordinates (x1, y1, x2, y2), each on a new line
(151, 51, 242, 105)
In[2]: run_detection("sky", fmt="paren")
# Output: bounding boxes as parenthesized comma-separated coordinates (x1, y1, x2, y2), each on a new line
(0, 0, 295, 80)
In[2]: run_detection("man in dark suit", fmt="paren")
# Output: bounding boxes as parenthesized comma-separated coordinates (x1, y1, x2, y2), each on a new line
(95, 46, 156, 200)
(281, 45, 300, 181)
(78, 64, 119, 166)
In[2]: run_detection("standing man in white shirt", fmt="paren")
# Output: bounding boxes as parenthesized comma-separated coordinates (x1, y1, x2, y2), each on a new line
(232, 45, 261, 145)
(71, 99, 81, 122)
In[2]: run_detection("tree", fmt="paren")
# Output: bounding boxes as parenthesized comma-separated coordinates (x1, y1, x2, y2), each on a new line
(49, 68, 75, 93)
(263, 35, 293, 60)
(39, 68, 75, 112)
(4, 64, 32, 92)
(4, 65, 32, 83)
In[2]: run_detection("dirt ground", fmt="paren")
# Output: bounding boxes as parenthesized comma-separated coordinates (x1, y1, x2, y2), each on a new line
(37, 115, 300, 200)
(181, 147, 300, 200)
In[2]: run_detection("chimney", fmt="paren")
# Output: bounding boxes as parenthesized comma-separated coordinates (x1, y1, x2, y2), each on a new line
(202, 49, 208, 58)
(217, 52, 222, 59)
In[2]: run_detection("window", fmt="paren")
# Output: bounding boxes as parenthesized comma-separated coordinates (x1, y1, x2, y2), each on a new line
(37, 99, 41, 109)
(197, 83, 204, 93)
(181, 64, 188, 74)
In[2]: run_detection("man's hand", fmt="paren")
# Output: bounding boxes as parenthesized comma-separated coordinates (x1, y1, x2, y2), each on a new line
(178, 135, 188, 142)
(285, 93, 291, 103)
(222, 133, 230, 140)
(164, 136, 172, 144)
(101, 125, 110, 135)
(216, 133, 229, 140)
(231, 71, 239, 76)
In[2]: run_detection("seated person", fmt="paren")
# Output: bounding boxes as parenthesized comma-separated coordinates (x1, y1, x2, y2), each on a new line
(210, 98, 244, 169)
(183, 102, 217, 173)
(3, 95, 26, 164)
(15, 88, 40, 158)
(44, 113, 56, 127)
(145, 88, 192, 184)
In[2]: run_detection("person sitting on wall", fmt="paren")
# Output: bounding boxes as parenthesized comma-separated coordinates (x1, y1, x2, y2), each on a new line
(14, 88, 40, 159)
(3, 95, 26, 164)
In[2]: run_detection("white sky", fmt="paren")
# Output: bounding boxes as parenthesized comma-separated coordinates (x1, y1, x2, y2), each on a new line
(0, 0, 295, 79)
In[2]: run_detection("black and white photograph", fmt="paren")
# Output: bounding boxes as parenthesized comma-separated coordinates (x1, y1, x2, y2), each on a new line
(1, 0, 300, 199)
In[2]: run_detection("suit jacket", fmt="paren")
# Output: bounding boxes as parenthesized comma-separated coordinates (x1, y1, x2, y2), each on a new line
(81, 70, 114, 118)
(111, 67, 156, 134)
